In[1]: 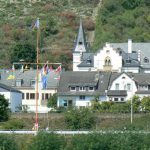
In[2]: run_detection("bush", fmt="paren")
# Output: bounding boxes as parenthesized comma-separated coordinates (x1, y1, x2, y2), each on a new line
(0, 134, 19, 150)
(0, 94, 10, 122)
(110, 103, 130, 113)
(3, 119, 25, 129)
(67, 133, 150, 150)
(28, 132, 66, 150)
(65, 108, 95, 130)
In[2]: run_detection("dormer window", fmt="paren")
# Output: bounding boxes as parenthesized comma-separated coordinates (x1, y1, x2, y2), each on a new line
(70, 87, 76, 91)
(16, 79, 23, 87)
(89, 87, 94, 91)
(79, 86, 85, 91)
(87, 58, 91, 64)
(144, 57, 149, 63)
(31, 80, 35, 87)
(126, 59, 131, 63)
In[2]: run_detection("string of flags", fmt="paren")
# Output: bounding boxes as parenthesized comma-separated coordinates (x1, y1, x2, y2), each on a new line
(40, 64, 62, 89)
(7, 64, 62, 90)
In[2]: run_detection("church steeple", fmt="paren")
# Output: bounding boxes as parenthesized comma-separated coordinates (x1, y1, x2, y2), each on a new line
(73, 18, 88, 53)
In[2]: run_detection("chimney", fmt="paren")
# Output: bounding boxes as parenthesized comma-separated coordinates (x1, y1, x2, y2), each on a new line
(128, 39, 132, 53)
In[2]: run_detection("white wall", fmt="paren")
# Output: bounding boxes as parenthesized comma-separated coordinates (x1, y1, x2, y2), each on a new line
(110, 73, 137, 100)
(94, 43, 122, 72)
(0, 87, 22, 112)
(21, 88, 57, 112)
(73, 53, 82, 71)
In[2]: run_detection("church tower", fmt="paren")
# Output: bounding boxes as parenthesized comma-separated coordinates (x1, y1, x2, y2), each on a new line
(73, 19, 88, 71)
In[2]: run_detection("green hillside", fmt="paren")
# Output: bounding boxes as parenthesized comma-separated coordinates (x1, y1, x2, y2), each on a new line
(0, 0, 98, 69)
(1, 0, 150, 68)
(93, 0, 150, 50)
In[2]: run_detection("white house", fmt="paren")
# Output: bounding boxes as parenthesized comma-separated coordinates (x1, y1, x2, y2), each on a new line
(73, 20, 150, 73)
(0, 69, 60, 113)
(0, 83, 22, 112)
(57, 71, 150, 108)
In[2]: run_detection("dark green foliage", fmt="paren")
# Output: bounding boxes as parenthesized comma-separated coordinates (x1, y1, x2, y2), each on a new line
(0, 134, 19, 150)
(67, 133, 150, 150)
(91, 95, 101, 110)
(65, 108, 95, 130)
(43, 17, 58, 37)
(93, 0, 150, 50)
(68, 134, 111, 150)
(47, 93, 57, 108)
(11, 42, 36, 63)
(28, 132, 66, 150)
(110, 102, 130, 113)
(141, 96, 150, 112)
(132, 95, 141, 112)
(2, 119, 25, 129)
(0, 94, 10, 121)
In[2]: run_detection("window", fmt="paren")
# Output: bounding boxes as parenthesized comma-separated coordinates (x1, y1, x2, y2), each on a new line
(89, 87, 94, 91)
(30, 80, 35, 87)
(127, 83, 131, 91)
(64, 100, 67, 107)
(105, 57, 111, 66)
(22, 93, 24, 99)
(114, 98, 118, 101)
(115, 83, 119, 90)
(42, 93, 44, 100)
(144, 57, 149, 63)
(106, 50, 110, 54)
(79, 87, 85, 91)
(26, 93, 29, 100)
(126, 59, 131, 63)
(79, 95, 85, 100)
(16, 79, 22, 87)
(121, 98, 124, 101)
(45, 93, 49, 100)
(70, 87, 76, 91)
(30, 93, 35, 99)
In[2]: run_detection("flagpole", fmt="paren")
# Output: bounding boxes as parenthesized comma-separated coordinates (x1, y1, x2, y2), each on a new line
(35, 18, 40, 131)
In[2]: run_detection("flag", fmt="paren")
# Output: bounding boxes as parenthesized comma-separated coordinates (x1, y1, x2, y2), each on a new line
(42, 75, 47, 89)
(7, 74, 15, 80)
(41, 64, 48, 89)
(55, 65, 61, 73)
(31, 18, 40, 29)
(42, 63, 49, 76)
(7, 65, 15, 80)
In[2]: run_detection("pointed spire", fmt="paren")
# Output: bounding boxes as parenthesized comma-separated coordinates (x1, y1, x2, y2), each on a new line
(73, 18, 88, 53)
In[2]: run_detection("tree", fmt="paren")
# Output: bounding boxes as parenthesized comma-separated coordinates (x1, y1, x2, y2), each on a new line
(11, 42, 36, 63)
(131, 95, 141, 112)
(0, 134, 19, 150)
(65, 108, 95, 130)
(91, 95, 101, 111)
(0, 94, 10, 121)
(47, 93, 57, 108)
(141, 96, 150, 112)
(28, 132, 66, 150)
(44, 17, 58, 37)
